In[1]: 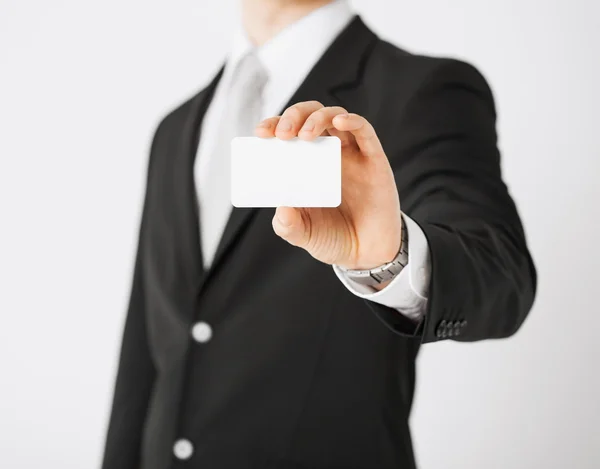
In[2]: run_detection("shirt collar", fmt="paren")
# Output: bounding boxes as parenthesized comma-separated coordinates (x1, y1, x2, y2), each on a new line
(225, 0, 354, 105)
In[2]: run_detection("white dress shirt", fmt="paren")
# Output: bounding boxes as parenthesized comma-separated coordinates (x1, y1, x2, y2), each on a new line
(195, 0, 431, 320)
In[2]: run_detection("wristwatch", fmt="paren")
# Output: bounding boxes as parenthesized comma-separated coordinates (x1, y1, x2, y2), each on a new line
(338, 219, 408, 286)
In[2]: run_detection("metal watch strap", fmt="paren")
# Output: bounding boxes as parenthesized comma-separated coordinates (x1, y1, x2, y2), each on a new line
(339, 219, 409, 286)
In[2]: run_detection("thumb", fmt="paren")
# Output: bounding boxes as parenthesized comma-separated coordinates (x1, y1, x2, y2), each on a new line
(272, 207, 309, 248)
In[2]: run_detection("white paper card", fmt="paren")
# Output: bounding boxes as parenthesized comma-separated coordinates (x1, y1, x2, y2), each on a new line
(231, 136, 341, 208)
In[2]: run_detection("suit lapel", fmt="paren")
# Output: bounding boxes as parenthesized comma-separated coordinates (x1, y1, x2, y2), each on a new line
(171, 67, 223, 288)
(201, 17, 377, 285)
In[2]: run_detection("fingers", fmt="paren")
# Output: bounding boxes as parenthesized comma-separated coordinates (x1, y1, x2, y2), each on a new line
(254, 116, 281, 138)
(276, 101, 324, 139)
(272, 207, 309, 248)
(255, 105, 383, 159)
(267, 101, 325, 140)
(332, 113, 385, 158)
(255, 102, 352, 143)
(297, 106, 348, 140)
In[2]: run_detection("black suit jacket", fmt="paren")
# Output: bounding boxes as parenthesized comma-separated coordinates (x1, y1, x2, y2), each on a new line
(102, 17, 536, 469)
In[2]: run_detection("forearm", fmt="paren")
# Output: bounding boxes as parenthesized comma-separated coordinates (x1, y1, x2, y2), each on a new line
(415, 211, 536, 342)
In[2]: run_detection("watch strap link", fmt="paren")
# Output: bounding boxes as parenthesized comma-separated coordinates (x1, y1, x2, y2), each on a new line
(340, 219, 409, 286)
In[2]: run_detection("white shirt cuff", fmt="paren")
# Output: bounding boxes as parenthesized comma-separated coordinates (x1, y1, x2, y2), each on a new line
(333, 214, 431, 321)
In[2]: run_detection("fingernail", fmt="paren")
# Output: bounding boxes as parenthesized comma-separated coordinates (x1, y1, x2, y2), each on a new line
(258, 121, 270, 128)
(336, 113, 349, 119)
(302, 120, 315, 131)
(278, 119, 292, 132)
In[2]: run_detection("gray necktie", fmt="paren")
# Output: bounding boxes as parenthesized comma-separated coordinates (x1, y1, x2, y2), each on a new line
(198, 52, 268, 269)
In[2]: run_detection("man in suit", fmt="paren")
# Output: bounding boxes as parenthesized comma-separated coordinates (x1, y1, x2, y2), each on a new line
(102, 0, 536, 468)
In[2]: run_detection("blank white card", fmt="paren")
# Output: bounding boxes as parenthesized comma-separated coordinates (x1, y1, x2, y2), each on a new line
(231, 136, 341, 208)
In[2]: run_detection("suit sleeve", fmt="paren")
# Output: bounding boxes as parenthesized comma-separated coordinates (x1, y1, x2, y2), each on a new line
(367, 59, 537, 343)
(102, 135, 158, 469)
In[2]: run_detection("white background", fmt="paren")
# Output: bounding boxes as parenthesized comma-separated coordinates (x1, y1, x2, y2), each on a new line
(1, 1, 599, 468)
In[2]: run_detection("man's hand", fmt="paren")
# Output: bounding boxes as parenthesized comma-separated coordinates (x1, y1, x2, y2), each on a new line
(255, 101, 402, 270)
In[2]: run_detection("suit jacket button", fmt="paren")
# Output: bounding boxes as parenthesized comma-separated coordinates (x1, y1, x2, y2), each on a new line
(173, 439, 194, 460)
(192, 322, 213, 343)
(461, 320, 468, 329)
(436, 320, 447, 338)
